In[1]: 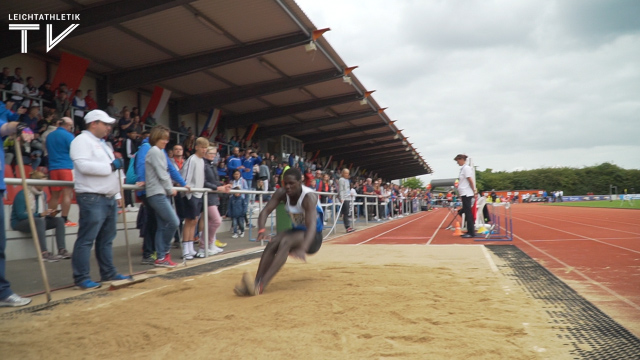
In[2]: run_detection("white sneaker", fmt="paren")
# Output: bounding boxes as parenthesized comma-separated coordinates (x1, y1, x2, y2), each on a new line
(183, 253, 194, 260)
(240, 232, 245, 238)
(0, 293, 32, 307)
(232, 233, 239, 239)
(209, 247, 223, 255)
(128, 205, 139, 212)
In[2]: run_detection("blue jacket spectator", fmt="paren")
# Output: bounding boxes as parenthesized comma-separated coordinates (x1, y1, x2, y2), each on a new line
(46, 126, 75, 170)
(227, 193, 245, 218)
(241, 154, 262, 182)
(217, 162, 227, 178)
(227, 154, 242, 174)
(19, 111, 39, 132)
(135, 138, 186, 197)
(0, 101, 20, 123)
(289, 153, 295, 167)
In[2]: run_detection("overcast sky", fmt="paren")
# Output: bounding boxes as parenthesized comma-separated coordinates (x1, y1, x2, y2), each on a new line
(295, 0, 640, 182)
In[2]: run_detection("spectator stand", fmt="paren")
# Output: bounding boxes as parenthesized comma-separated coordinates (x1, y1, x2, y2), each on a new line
(1, 89, 78, 121)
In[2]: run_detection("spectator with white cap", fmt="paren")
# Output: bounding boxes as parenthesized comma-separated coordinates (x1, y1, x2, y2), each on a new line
(69, 110, 131, 290)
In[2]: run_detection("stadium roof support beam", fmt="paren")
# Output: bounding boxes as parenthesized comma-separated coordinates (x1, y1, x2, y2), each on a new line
(109, 32, 310, 92)
(375, 164, 430, 175)
(345, 154, 410, 168)
(307, 139, 399, 155)
(0, 0, 196, 59)
(304, 132, 392, 150)
(385, 171, 428, 179)
(176, 68, 342, 115)
(345, 151, 412, 164)
(298, 124, 388, 144)
(373, 164, 421, 174)
(355, 160, 411, 172)
(222, 93, 361, 128)
(331, 145, 407, 160)
(262, 110, 376, 138)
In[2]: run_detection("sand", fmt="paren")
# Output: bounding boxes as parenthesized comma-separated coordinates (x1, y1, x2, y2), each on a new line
(0, 245, 572, 359)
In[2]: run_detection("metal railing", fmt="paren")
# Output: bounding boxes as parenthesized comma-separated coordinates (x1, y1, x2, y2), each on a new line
(5, 178, 426, 251)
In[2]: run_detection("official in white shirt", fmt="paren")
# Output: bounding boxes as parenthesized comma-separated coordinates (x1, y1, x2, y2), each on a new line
(455, 154, 477, 238)
(70, 110, 130, 290)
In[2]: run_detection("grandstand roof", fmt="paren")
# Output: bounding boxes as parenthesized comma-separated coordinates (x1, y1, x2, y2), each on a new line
(1, 0, 432, 179)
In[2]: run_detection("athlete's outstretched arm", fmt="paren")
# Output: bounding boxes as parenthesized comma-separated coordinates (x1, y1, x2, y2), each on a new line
(256, 188, 286, 240)
(300, 193, 319, 252)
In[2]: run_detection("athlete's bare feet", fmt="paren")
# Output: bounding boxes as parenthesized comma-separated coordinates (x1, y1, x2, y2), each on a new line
(242, 272, 259, 296)
(233, 280, 249, 296)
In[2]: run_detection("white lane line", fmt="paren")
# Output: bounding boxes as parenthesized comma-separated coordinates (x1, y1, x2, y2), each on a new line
(353, 214, 429, 246)
(205, 260, 257, 276)
(376, 236, 430, 240)
(524, 211, 638, 228)
(323, 212, 425, 243)
(528, 237, 640, 242)
(426, 211, 449, 245)
(520, 213, 640, 236)
(512, 232, 640, 312)
(514, 217, 640, 255)
(481, 246, 499, 273)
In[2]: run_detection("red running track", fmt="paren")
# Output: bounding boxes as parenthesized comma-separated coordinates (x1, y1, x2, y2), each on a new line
(328, 205, 640, 336)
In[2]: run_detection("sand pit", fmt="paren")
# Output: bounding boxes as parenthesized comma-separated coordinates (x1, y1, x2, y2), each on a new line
(0, 245, 571, 359)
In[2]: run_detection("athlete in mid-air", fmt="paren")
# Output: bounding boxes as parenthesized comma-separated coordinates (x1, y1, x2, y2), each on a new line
(235, 168, 323, 296)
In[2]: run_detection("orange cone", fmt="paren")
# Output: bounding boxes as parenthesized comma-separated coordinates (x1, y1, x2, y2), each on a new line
(452, 221, 463, 236)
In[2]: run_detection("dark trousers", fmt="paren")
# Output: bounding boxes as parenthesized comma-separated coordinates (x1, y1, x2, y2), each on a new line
(13, 216, 66, 253)
(172, 195, 185, 244)
(123, 159, 134, 207)
(341, 200, 352, 229)
(0, 196, 13, 299)
(218, 194, 229, 218)
(74, 115, 85, 132)
(461, 195, 475, 236)
(141, 195, 157, 258)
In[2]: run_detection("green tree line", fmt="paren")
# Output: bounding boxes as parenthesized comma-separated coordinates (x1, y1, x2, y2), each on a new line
(475, 163, 640, 196)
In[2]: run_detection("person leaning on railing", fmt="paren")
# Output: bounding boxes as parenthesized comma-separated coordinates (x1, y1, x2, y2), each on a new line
(338, 168, 355, 233)
(199, 145, 232, 255)
(143, 126, 180, 268)
(0, 115, 34, 307)
(10, 171, 71, 262)
(135, 128, 186, 265)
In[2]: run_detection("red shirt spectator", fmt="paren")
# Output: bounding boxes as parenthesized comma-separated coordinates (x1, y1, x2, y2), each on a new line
(304, 169, 314, 188)
(85, 89, 98, 110)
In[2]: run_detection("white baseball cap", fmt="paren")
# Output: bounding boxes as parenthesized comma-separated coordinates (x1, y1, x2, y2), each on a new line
(84, 110, 116, 124)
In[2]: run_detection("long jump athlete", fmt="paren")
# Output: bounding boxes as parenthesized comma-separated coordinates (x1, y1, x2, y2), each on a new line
(235, 168, 323, 296)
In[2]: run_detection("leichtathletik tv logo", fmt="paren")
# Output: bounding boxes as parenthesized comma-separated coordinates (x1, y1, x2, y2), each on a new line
(8, 13, 80, 53)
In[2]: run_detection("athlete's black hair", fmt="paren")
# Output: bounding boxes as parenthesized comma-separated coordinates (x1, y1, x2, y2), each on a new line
(283, 167, 302, 181)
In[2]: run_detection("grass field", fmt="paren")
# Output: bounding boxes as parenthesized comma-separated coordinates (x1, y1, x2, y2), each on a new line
(547, 200, 640, 209)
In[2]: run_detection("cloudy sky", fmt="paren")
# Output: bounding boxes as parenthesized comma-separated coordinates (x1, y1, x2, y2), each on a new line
(295, 0, 640, 182)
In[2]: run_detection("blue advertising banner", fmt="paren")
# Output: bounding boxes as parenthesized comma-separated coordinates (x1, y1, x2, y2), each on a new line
(562, 194, 640, 202)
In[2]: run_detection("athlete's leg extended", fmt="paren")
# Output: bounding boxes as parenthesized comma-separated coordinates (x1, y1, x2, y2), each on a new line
(253, 230, 305, 293)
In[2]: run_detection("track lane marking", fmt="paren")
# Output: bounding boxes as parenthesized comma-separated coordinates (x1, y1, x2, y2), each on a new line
(513, 217, 640, 255)
(520, 213, 640, 236)
(481, 246, 499, 273)
(426, 211, 449, 245)
(353, 214, 430, 246)
(511, 232, 640, 313)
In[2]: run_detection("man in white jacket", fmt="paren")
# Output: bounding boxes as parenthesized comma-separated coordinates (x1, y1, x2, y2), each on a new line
(70, 110, 130, 289)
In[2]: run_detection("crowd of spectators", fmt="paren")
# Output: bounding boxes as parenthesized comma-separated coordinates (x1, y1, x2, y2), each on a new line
(0, 68, 433, 304)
